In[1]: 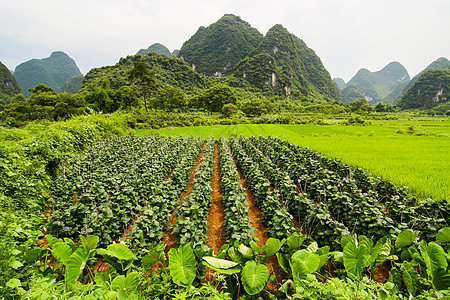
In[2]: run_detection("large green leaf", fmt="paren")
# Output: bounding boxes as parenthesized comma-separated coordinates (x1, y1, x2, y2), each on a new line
(97, 243, 137, 261)
(202, 257, 241, 275)
(436, 227, 450, 244)
(238, 244, 254, 260)
(395, 229, 419, 248)
(343, 238, 369, 281)
(168, 243, 197, 287)
(80, 235, 99, 253)
(287, 233, 306, 250)
(6, 278, 21, 289)
(111, 272, 140, 292)
(52, 242, 73, 264)
(241, 261, 269, 295)
(141, 244, 166, 269)
(276, 253, 290, 274)
(401, 261, 419, 295)
(340, 235, 353, 249)
(365, 236, 391, 268)
(317, 246, 330, 269)
(202, 256, 238, 269)
(228, 247, 245, 264)
(432, 268, 450, 291)
(419, 241, 448, 276)
(290, 249, 320, 282)
(264, 238, 285, 257)
(65, 248, 89, 286)
(24, 248, 44, 264)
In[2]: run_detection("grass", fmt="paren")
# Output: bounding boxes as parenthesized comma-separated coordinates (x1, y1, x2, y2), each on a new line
(136, 119, 450, 201)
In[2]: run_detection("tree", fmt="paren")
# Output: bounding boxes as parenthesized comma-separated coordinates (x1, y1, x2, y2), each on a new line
(221, 103, 238, 117)
(117, 86, 140, 110)
(193, 84, 237, 112)
(239, 98, 273, 116)
(155, 87, 187, 112)
(350, 99, 374, 113)
(129, 61, 155, 112)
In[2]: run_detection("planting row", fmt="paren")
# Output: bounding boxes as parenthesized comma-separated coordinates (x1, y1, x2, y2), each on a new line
(240, 135, 449, 244)
(172, 136, 215, 248)
(48, 134, 448, 252)
(48, 135, 202, 246)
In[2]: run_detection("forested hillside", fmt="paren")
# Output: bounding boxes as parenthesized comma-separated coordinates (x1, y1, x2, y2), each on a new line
(137, 43, 172, 56)
(245, 24, 339, 100)
(342, 62, 410, 104)
(14, 51, 82, 97)
(0, 61, 21, 104)
(178, 14, 263, 77)
(397, 68, 450, 110)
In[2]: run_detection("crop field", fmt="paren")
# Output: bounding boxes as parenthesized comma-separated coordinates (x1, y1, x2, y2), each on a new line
(49, 134, 449, 250)
(15, 131, 450, 298)
(140, 121, 450, 201)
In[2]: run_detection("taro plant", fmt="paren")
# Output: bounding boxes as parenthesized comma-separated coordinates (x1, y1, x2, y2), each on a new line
(390, 227, 450, 298)
(201, 237, 286, 298)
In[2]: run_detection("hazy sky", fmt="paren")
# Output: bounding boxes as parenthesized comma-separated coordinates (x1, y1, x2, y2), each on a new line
(1, 0, 448, 82)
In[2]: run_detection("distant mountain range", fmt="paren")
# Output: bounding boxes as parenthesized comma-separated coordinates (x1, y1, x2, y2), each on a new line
(2, 14, 448, 111)
(14, 51, 82, 97)
(339, 57, 449, 107)
(178, 14, 338, 100)
(137, 43, 179, 56)
(397, 66, 449, 110)
(340, 62, 410, 104)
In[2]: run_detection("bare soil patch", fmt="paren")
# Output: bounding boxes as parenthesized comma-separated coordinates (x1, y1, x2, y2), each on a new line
(206, 142, 227, 255)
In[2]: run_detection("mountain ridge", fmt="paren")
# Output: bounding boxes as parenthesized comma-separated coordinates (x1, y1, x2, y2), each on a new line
(341, 61, 410, 104)
(0, 61, 21, 104)
(14, 51, 82, 97)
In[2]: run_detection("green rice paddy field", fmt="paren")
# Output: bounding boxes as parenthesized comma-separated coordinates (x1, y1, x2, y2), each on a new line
(136, 119, 450, 201)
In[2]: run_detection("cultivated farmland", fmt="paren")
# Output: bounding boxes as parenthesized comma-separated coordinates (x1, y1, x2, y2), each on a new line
(49, 135, 449, 250)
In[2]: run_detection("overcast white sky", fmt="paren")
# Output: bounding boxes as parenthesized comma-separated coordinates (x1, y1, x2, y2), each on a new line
(0, 0, 448, 82)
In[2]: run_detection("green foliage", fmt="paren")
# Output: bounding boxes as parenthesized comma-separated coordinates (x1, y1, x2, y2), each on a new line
(191, 84, 237, 112)
(251, 24, 339, 100)
(240, 261, 269, 295)
(14, 51, 82, 97)
(343, 62, 410, 105)
(3, 84, 86, 121)
(137, 43, 172, 56)
(221, 103, 238, 118)
(153, 86, 187, 112)
(350, 98, 375, 112)
(397, 68, 450, 110)
(168, 243, 197, 287)
(129, 61, 156, 112)
(239, 98, 273, 116)
(0, 61, 21, 103)
(399, 57, 450, 102)
(83, 52, 208, 96)
(341, 84, 365, 104)
(59, 75, 84, 94)
(178, 14, 263, 77)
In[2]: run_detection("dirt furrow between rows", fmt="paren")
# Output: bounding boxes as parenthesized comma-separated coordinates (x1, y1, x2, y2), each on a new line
(206, 141, 227, 254)
(162, 142, 206, 253)
(232, 154, 280, 291)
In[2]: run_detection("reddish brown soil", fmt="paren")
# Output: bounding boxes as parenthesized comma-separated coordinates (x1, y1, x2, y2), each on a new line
(206, 142, 227, 255)
(232, 154, 280, 292)
(162, 142, 206, 253)
(374, 261, 391, 283)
